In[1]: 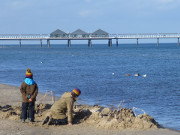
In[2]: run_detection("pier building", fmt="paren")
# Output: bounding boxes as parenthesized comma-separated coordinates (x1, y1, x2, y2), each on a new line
(50, 29, 68, 38)
(70, 29, 89, 38)
(91, 29, 109, 38)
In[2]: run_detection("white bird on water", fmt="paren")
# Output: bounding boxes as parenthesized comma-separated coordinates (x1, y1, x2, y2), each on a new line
(112, 73, 115, 75)
(142, 74, 147, 77)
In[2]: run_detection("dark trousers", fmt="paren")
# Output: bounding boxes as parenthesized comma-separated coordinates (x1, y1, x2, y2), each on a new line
(42, 116, 67, 125)
(21, 102, 35, 120)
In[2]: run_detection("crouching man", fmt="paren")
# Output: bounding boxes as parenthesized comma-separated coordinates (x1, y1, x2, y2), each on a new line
(42, 88, 81, 126)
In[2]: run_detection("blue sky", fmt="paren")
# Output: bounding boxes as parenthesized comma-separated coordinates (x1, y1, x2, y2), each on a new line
(0, 0, 180, 35)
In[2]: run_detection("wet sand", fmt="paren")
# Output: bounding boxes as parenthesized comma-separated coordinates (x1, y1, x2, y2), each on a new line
(0, 84, 179, 135)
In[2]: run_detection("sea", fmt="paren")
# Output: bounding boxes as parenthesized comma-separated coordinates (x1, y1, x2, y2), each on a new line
(0, 43, 179, 130)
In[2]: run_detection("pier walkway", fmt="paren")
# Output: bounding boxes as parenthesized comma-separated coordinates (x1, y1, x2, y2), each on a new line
(0, 33, 180, 47)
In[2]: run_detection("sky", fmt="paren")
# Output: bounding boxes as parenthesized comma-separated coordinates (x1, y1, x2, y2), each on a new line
(0, 0, 180, 36)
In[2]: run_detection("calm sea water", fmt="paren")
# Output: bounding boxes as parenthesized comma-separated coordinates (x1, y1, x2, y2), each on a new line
(0, 43, 179, 130)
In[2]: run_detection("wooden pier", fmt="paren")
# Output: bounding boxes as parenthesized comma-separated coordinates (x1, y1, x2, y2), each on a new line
(0, 33, 180, 47)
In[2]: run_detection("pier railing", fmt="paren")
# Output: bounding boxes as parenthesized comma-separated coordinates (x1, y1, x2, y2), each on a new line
(110, 33, 180, 39)
(0, 33, 180, 39)
(0, 34, 49, 39)
(0, 33, 180, 47)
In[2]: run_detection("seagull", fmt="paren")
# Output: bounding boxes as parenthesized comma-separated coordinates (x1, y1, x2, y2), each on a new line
(142, 74, 147, 77)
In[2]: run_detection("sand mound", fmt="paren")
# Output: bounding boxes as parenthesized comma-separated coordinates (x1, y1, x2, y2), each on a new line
(0, 105, 21, 120)
(0, 104, 160, 130)
(74, 106, 160, 130)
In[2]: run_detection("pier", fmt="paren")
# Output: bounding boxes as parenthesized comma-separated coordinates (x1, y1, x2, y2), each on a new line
(0, 33, 180, 47)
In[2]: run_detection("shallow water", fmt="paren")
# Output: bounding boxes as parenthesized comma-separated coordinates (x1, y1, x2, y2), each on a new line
(0, 43, 179, 130)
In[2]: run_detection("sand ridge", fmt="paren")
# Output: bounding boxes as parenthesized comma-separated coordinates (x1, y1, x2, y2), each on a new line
(0, 103, 160, 130)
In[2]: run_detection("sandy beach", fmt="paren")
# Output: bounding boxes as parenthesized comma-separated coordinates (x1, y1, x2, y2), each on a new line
(0, 83, 179, 135)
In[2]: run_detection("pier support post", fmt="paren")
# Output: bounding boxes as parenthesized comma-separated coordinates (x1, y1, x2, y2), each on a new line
(178, 38, 179, 46)
(108, 39, 112, 47)
(136, 39, 138, 47)
(116, 39, 118, 47)
(40, 39, 42, 47)
(157, 38, 159, 47)
(88, 39, 92, 47)
(19, 39, 21, 47)
(47, 40, 50, 47)
(68, 39, 71, 47)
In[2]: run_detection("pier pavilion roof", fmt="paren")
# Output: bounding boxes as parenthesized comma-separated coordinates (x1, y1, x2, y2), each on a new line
(92, 29, 109, 35)
(71, 29, 88, 35)
(50, 29, 67, 35)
